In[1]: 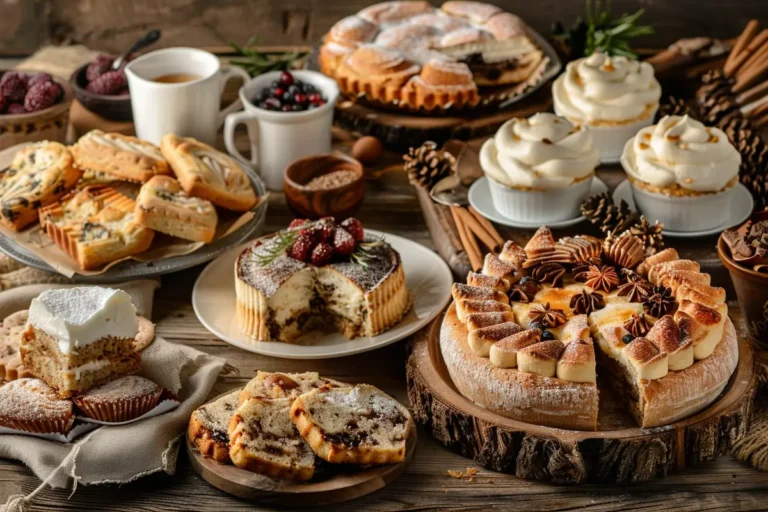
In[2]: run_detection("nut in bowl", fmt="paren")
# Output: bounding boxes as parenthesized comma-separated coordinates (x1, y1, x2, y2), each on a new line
(284, 154, 364, 220)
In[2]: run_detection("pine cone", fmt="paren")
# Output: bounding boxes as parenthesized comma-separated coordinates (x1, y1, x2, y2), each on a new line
(696, 69, 741, 127)
(403, 141, 455, 190)
(581, 193, 637, 235)
(657, 95, 694, 121)
(628, 215, 665, 256)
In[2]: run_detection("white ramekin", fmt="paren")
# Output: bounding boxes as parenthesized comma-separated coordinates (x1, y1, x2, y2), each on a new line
(487, 176, 594, 223)
(553, 98, 656, 163)
(627, 180, 736, 232)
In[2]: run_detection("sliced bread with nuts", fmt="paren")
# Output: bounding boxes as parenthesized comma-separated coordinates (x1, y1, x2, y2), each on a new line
(229, 397, 316, 480)
(290, 384, 412, 465)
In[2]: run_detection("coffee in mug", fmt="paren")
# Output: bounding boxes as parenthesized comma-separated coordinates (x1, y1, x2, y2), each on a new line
(152, 73, 201, 84)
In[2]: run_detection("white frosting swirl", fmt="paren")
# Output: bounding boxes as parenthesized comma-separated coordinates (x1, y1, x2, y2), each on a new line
(480, 113, 600, 189)
(553, 52, 661, 123)
(621, 115, 741, 192)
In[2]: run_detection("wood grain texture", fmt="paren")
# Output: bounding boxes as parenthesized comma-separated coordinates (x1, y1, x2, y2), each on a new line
(0, 1, 763, 56)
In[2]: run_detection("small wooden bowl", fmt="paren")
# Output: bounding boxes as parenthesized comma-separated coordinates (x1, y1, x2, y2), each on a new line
(0, 71, 73, 150)
(284, 154, 364, 220)
(70, 63, 132, 122)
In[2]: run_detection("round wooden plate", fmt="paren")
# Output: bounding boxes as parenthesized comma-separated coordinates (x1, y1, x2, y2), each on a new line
(405, 309, 757, 484)
(186, 406, 417, 506)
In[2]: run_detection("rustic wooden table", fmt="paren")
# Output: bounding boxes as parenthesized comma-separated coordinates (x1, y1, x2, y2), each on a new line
(1, 145, 767, 511)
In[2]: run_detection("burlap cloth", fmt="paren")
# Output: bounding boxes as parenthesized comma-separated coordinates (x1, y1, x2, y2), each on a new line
(0, 281, 229, 511)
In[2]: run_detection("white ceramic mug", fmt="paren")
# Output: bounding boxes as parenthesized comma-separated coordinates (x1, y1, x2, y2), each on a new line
(224, 70, 339, 191)
(126, 47, 249, 145)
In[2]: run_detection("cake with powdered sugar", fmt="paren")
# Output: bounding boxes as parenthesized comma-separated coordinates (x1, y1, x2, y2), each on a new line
(235, 217, 410, 343)
(73, 375, 163, 422)
(21, 287, 141, 397)
(0, 378, 74, 433)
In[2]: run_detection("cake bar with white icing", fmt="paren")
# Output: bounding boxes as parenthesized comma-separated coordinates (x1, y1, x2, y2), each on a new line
(21, 287, 141, 397)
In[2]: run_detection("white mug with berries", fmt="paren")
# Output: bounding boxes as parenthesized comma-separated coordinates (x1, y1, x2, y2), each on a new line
(224, 70, 339, 191)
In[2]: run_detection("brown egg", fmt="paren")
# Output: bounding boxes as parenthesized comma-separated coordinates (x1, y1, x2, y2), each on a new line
(351, 136, 383, 165)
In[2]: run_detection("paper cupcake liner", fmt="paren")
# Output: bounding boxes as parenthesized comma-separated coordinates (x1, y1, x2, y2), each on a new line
(73, 388, 163, 422)
(628, 179, 736, 232)
(487, 175, 594, 223)
(0, 414, 74, 434)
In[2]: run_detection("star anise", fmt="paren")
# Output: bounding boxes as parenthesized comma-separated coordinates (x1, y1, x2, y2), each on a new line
(616, 275, 653, 303)
(569, 289, 605, 315)
(508, 277, 541, 303)
(624, 313, 650, 338)
(643, 286, 677, 318)
(574, 264, 620, 292)
(530, 262, 566, 287)
(528, 302, 567, 328)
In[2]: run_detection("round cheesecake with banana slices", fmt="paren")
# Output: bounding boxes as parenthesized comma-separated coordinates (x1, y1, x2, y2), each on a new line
(440, 227, 738, 430)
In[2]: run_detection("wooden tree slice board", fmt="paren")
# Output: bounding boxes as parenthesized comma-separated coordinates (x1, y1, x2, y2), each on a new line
(406, 309, 757, 484)
(187, 407, 417, 507)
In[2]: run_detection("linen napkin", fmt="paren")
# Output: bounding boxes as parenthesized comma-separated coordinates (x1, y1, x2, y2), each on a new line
(0, 283, 228, 511)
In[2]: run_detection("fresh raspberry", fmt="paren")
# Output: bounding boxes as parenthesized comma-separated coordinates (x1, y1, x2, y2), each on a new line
(288, 218, 309, 229)
(311, 242, 334, 266)
(288, 233, 315, 262)
(28, 73, 53, 88)
(86, 70, 127, 95)
(6, 103, 25, 114)
(0, 73, 28, 103)
(333, 227, 356, 256)
(24, 81, 61, 112)
(341, 218, 364, 242)
(86, 54, 115, 82)
(315, 221, 335, 242)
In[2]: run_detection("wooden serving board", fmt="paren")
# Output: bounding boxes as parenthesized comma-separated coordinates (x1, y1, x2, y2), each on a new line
(187, 416, 417, 506)
(405, 308, 757, 484)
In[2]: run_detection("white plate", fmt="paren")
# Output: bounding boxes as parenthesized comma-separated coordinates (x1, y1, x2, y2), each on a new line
(612, 179, 753, 238)
(192, 230, 453, 359)
(468, 176, 608, 229)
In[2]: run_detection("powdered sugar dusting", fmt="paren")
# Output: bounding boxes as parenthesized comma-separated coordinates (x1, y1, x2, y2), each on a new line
(0, 378, 72, 422)
(78, 376, 160, 402)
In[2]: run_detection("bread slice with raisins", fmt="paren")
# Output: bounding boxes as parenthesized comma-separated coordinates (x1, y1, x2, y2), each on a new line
(228, 397, 316, 480)
(187, 389, 240, 463)
(289, 384, 412, 465)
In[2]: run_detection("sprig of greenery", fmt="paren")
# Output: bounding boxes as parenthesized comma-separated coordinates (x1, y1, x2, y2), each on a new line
(253, 230, 298, 266)
(552, 0, 654, 60)
(350, 238, 384, 269)
(228, 35, 309, 77)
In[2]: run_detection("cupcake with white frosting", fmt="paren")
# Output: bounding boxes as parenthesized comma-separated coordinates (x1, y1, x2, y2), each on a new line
(621, 115, 741, 232)
(480, 112, 600, 223)
(552, 52, 661, 162)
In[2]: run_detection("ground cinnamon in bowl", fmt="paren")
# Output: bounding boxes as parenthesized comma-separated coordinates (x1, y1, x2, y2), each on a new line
(305, 169, 359, 190)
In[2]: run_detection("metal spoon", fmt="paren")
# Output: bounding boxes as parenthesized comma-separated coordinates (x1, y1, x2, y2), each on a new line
(429, 140, 482, 207)
(111, 29, 161, 70)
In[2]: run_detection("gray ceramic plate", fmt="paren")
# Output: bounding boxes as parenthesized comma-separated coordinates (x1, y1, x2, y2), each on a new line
(0, 163, 268, 284)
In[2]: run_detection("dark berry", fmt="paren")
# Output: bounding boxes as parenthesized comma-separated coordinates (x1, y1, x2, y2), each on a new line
(273, 86, 285, 98)
(86, 54, 115, 82)
(294, 93, 307, 104)
(541, 330, 556, 341)
(28, 73, 53, 88)
(340, 217, 364, 242)
(0, 73, 28, 103)
(289, 233, 315, 262)
(281, 91, 293, 103)
(308, 92, 322, 103)
(263, 97, 281, 110)
(86, 70, 127, 95)
(289, 218, 309, 229)
(6, 103, 25, 115)
(287, 84, 300, 95)
(622, 334, 634, 344)
(280, 71, 294, 86)
(311, 242, 333, 266)
(529, 321, 544, 331)
(24, 81, 61, 112)
(333, 227, 356, 256)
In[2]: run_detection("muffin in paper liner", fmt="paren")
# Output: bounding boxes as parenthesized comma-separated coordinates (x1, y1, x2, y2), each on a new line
(0, 378, 74, 434)
(72, 375, 163, 423)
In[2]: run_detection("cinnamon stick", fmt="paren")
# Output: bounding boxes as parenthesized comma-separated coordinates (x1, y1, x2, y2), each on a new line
(736, 40, 768, 78)
(469, 206, 505, 248)
(455, 207, 500, 253)
(733, 53, 768, 93)
(746, 99, 768, 119)
(753, 111, 768, 129)
(736, 80, 768, 105)
(725, 26, 767, 77)
(725, 19, 760, 72)
(451, 206, 482, 271)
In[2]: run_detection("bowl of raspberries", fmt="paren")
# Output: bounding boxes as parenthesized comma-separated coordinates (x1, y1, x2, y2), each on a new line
(70, 54, 133, 122)
(0, 70, 73, 149)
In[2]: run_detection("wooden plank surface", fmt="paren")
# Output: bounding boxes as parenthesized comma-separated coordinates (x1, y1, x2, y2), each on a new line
(0, 170, 767, 511)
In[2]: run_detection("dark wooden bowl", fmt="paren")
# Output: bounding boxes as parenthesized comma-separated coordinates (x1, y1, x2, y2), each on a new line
(0, 70, 73, 150)
(284, 154, 364, 220)
(70, 63, 132, 122)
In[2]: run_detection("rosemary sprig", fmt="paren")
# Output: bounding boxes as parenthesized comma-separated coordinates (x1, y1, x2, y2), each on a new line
(552, 0, 654, 60)
(228, 36, 309, 77)
(350, 237, 385, 269)
(253, 229, 298, 266)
